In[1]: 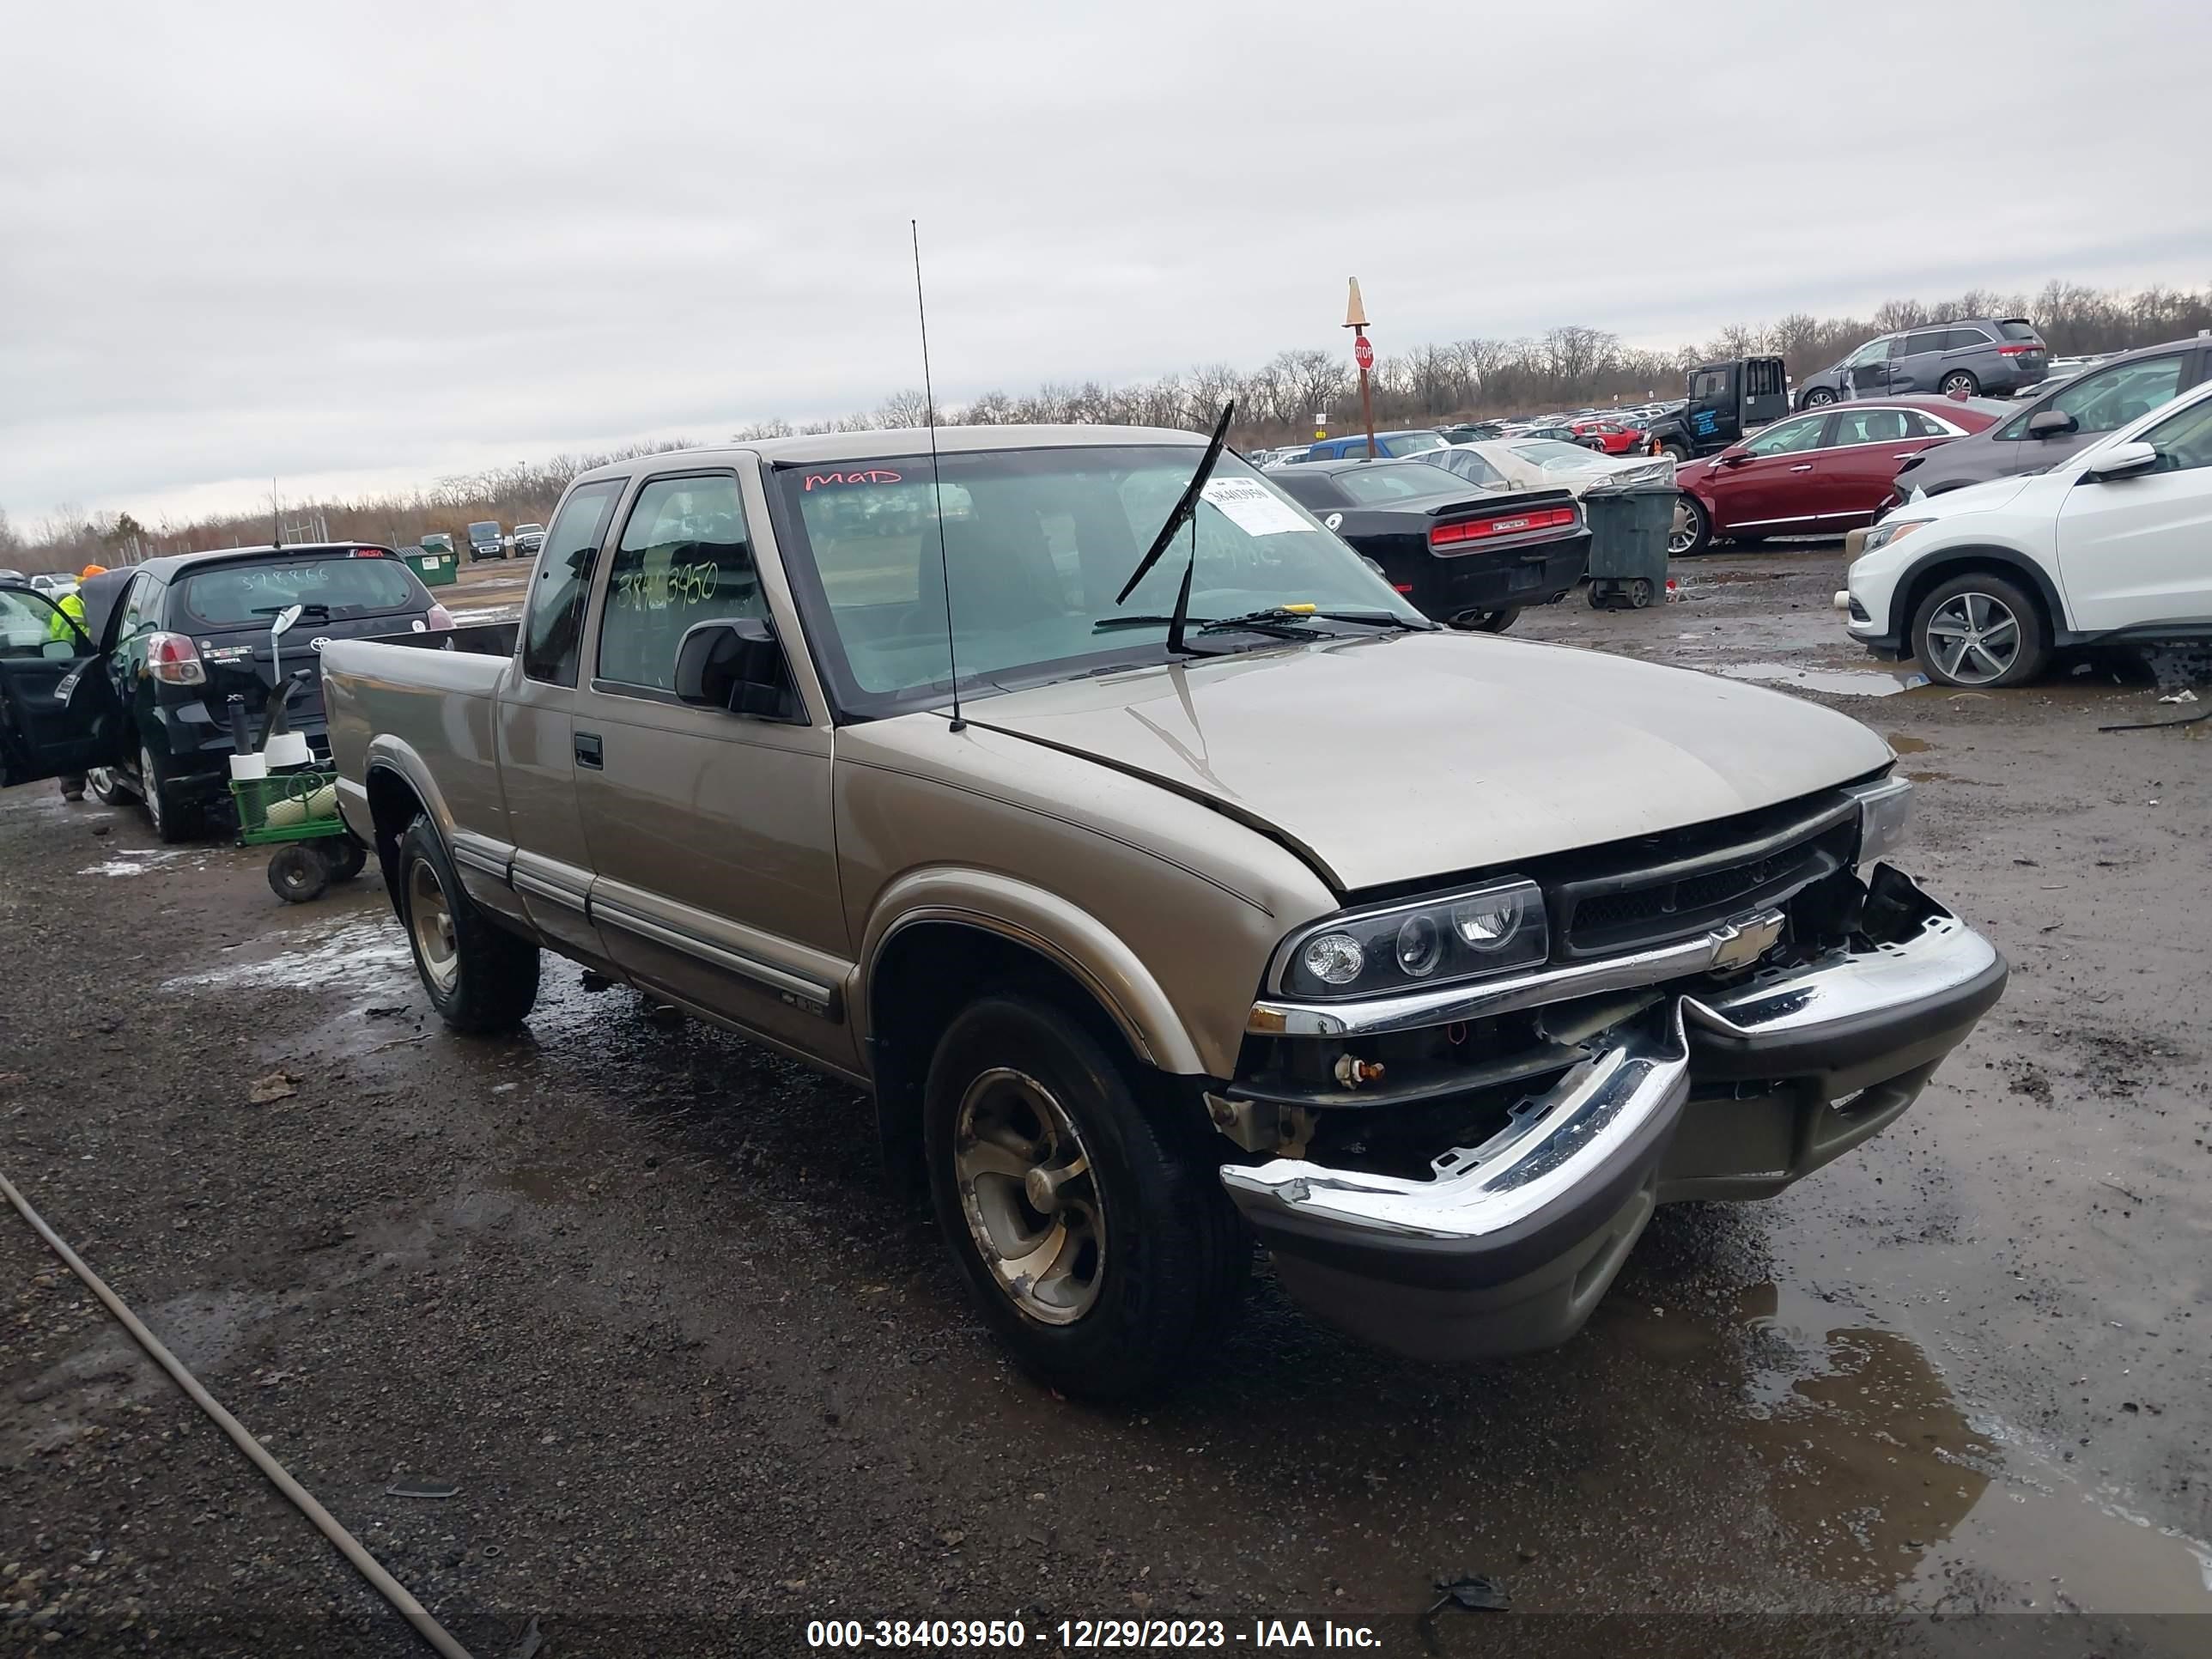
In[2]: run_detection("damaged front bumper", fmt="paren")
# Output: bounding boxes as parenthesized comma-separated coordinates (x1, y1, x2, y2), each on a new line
(1217, 866, 2004, 1363)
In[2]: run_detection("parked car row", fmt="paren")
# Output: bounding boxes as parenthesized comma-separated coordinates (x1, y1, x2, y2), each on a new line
(1670, 397, 2011, 554)
(0, 544, 453, 836)
(1843, 376, 2212, 688)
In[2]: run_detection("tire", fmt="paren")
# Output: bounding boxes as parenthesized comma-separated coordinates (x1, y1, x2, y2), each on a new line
(138, 742, 201, 844)
(1626, 578, 1655, 609)
(1659, 440, 1692, 464)
(1911, 572, 2049, 689)
(923, 994, 1248, 1401)
(1801, 387, 1837, 409)
(86, 767, 126, 805)
(320, 836, 368, 882)
(267, 842, 331, 904)
(1940, 370, 1980, 399)
(395, 814, 542, 1032)
(1451, 607, 1520, 633)
(1668, 493, 1712, 556)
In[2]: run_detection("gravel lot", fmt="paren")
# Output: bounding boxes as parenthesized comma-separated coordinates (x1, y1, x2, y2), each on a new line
(3, 547, 2209, 1656)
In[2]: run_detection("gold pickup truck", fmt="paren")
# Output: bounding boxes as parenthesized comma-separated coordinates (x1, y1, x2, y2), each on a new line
(316, 424, 2005, 1401)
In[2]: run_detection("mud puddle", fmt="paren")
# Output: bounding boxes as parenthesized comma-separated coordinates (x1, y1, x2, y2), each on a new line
(1601, 1285, 2212, 1610)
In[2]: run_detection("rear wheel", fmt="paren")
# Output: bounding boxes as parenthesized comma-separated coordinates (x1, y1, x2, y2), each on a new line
(267, 843, 331, 904)
(396, 814, 541, 1032)
(138, 742, 201, 844)
(320, 836, 368, 882)
(924, 994, 1247, 1401)
(1911, 573, 2048, 689)
(1668, 494, 1712, 556)
(1940, 370, 1980, 398)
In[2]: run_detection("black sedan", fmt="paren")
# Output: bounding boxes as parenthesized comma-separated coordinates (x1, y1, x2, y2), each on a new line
(1271, 460, 1587, 633)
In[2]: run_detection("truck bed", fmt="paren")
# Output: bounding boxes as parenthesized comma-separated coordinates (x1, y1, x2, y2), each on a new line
(319, 623, 516, 848)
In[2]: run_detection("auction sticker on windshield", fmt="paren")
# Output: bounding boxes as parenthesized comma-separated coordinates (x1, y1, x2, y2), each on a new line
(1200, 477, 1309, 537)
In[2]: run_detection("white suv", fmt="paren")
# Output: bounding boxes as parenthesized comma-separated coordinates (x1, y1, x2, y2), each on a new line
(1840, 379, 2212, 686)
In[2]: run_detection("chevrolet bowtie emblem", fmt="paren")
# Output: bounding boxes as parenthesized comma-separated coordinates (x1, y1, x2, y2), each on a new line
(1711, 910, 1786, 971)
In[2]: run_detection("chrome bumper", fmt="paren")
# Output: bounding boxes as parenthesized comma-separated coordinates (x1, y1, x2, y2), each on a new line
(1218, 868, 2005, 1360)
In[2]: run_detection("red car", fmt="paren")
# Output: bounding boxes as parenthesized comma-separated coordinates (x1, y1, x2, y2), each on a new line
(1570, 418, 1642, 455)
(1669, 396, 2008, 554)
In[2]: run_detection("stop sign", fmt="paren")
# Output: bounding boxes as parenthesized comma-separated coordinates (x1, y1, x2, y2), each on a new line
(1352, 336, 1375, 371)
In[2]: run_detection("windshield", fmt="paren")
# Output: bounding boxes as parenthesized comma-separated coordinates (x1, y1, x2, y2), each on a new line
(769, 447, 1420, 717)
(179, 556, 422, 628)
(1510, 441, 1605, 469)
(468, 522, 501, 539)
(514, 523, 544, 536)
(1383, 432, 1445, 455)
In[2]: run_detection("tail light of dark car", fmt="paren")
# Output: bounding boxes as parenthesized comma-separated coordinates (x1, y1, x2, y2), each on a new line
(426, 603, 456, 630)
(1430, 506, 1579, 549)
(144, 632, 206, 685)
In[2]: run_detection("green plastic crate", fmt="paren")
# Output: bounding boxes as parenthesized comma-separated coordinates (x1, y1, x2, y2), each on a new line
(231, 767, 346, 847)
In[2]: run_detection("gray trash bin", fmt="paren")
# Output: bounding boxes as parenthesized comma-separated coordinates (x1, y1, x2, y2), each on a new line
(1583, 486, 1675, 610)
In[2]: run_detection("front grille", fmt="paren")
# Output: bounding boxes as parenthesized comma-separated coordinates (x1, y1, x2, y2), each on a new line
(1547, 796, 1858, 959)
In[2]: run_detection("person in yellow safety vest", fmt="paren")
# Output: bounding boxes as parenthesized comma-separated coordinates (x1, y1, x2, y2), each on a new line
(52, 564, 106, 801)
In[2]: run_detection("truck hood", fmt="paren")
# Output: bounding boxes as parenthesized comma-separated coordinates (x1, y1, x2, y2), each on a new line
(964, 632, 1892, 893)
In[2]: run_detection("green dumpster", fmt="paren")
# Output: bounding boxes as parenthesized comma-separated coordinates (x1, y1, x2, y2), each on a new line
(399, 544, 459, 587)
(1583, 485, 1675, 610)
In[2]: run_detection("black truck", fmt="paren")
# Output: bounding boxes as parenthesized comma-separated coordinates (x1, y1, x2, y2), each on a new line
(1642, 357, 1791, 462)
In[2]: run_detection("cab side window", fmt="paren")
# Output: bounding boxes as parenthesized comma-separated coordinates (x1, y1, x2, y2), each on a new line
(523, 480, 626, 686)
(1743, 414, 1827, 456)
(595, 474, 763, 694)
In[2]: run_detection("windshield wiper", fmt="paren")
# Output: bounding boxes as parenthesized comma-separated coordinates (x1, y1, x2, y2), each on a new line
(1094, 606, 1431, 638)
(1110, 399, 1236, 653)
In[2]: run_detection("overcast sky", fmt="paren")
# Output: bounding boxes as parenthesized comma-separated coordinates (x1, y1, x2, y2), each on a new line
(4, 0, 2208, 527)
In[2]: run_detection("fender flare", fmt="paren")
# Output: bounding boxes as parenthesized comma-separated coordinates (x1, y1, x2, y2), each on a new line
(854, 868, 1209, 1078)
(1884, 542, 2069, 641)
(355, 735, 453, 843)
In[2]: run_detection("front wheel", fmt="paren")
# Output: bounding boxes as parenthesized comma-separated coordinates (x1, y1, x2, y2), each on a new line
(267, 842, 331, 904)
(1668, 493, 1712, 556)
(924, 995, 1247, 1401)
(1911, 573, 2048, 689)
(86, 768, 127, 805)
(395, 815, 542, 1032)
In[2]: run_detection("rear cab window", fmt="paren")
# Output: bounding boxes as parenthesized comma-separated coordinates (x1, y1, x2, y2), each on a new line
(177, 555, 426, 631)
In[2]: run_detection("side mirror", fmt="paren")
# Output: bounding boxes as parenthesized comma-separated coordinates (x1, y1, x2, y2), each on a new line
(2082, 441, 2159, 481)
(674, 617, 799, 719)
(2027, 409, 2077, 439)
(1717, 449, 1748, 466)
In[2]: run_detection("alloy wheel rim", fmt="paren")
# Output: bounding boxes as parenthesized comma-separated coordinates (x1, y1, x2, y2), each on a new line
(1924, 591, 2021, 684)
(952, 1067, 1106, 1326)
(1667, 501, 1704, 555)
(408, 859, 460, 993)
(1943, 374, 1974, 397)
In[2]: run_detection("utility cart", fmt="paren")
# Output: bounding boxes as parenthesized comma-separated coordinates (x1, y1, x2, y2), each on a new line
(232, 764, 368, 902)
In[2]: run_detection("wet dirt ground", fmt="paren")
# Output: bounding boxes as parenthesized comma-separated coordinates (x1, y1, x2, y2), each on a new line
(3, 549, 2208, 1656)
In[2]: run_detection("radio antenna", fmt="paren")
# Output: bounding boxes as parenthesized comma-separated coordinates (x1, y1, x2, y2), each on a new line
(911, 219, 963, 732)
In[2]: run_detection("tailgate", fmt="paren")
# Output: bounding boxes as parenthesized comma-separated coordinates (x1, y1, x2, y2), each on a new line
(196, 609, 429, 736)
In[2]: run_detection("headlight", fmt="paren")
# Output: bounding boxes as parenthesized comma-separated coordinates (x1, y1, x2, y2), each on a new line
(1859, 519, 1930, 555)
(1845, 775, 1914, 866)
(1275, 878, 1548, 1000)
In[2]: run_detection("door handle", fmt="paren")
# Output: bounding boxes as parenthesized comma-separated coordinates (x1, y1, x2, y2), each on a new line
(574, 731, 603, 769)
(1789, 463, 1814, 471)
